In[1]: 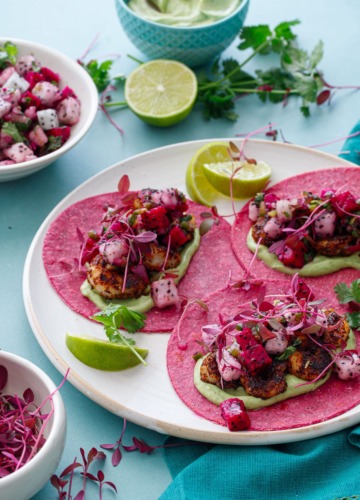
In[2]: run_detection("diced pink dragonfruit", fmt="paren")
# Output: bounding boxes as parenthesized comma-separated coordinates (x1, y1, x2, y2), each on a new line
(3, 142, 37, 163)
(56, 96, 80, 125)
(28, 125, 48, 147)
(0, 98, 12, 118)
(150, 278, 180, 309)
(0, 66, 15, 86)
(4, 106, 32, 129)
(32, 81, 61, 106)
(24, 105, 38, 120)
(0, 131, 13, 149)
(0, 160, 16, 166)
(15, 54, 39, 76)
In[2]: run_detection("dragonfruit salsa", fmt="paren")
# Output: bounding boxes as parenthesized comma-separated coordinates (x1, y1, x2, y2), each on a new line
(247, 187, 360, 275)
(0, 41, 80, 166)
(79, 183, 200, 314)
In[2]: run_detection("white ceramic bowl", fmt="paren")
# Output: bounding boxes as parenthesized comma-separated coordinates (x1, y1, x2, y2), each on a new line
(0, 38, 98, 182)
(0, 351, 66, 500)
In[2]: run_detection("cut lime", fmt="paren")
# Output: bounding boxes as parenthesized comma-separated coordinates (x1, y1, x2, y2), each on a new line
(185, 141, 230, 206)
(203, 158, 272, 198)
(66, 333, 149, 371)
(125, 60, 197, 127)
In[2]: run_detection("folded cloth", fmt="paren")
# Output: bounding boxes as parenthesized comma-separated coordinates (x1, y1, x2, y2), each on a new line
(160, 128, 360, 500)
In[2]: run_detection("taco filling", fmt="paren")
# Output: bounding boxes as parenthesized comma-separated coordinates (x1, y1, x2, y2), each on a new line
(246, 187, 360, 276)
(79, 186, 200, 313)
(167, 276, 360, 432)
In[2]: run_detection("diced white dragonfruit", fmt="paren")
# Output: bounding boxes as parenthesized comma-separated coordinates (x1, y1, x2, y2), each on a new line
(334, 353, 360, 380)
(32, 81, 60, 106)
(248, 201, 259, 222)
(0, 98, 12, 118)
(0, 66, 15, 86)
(314, 211, 337, 239)
(150, 278, 180, 309)
(37, 109, 59, 130)
(28, 125, 48, 147)
(2, 71, 30, 93)
(99, 239, 129, 266)
(56, 96, 80, 125)
(3, 142, 37, 163)
(276, 199, 293, 222)
(263, 217, 283, 239)
(15, 54, 39, 75)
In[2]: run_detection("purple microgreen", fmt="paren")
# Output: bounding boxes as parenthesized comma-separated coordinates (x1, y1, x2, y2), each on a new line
(117, 174, 130, 195)
(0, 365, 8, 391)
(199, 218, 214, 236)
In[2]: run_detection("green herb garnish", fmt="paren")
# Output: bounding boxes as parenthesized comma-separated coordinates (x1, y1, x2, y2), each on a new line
(334, 280, 360, 329)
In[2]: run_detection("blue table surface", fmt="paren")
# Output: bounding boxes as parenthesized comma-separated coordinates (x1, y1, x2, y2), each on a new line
(1, 0, 360, 498)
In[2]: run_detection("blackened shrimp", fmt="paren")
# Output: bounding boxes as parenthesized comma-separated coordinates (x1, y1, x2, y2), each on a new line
(313, 235, 354, 257)
(87, 254, 146, 299)
(287, 344, 332, 381)
(239, 361, 287, 399)
(322, 310, 350, 348)
(142, 243, 181, 271)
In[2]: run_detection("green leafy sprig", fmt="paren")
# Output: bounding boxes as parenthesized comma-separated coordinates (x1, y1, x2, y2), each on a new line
(91, 305, 147, 365)
(334, 280, 360, 329)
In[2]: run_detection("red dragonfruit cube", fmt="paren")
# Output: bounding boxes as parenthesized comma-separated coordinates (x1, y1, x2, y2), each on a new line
(20, 91, 42, 109)
(59, 86, 78, 100)
(165, 225, 191, 248)
(40, 67, 60, 83)
(235, 327, 258, 351)
(47, 126, 71, 144)
(330, 191, 360, 215)
(220, 398, 250, 432)
(141, 206, 170, 233)
(240, 344, 272, 375)
(23, 71, 44, 90)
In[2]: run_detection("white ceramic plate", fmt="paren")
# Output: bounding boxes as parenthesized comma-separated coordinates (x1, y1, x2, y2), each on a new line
(23, 138, 360, 445)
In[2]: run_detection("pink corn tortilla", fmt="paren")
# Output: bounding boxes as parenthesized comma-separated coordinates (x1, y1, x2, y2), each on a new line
(43, 193, 241, 332)
(231, 167, 360, 287)
(167, 280, 360, 431)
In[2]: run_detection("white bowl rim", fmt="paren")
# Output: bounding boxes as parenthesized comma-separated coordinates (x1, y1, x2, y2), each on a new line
(0, 350, 66, 486)
(0, 37, 98, 177)
(116, 0, 250, 31)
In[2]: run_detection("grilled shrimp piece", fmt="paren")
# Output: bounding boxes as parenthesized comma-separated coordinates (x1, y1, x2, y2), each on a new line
(87, 254, 146, 299)
(200, 353, 239, 390)
(251, 216, 279, 247)
(322, 309, 350, 348)
(142, 243, 181, 271)
(239, 360, 287, 399)
(313, 235, 354, 256)
(287, 344, 332, 381)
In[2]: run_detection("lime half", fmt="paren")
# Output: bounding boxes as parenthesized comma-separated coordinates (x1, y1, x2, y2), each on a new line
(66, 333, 149, 371)
(203, 159, 272, 198)
(185, 141, 230, 206)
(125, 60, 197, 127)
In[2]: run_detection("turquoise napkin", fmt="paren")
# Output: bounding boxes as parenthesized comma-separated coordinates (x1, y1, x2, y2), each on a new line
(160, 123, 360, 500)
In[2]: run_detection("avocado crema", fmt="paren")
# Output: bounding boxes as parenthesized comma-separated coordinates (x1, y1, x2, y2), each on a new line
(194, 330, 356, 411)
(81, 228, 200, 314)
(247, 230, 360, 277)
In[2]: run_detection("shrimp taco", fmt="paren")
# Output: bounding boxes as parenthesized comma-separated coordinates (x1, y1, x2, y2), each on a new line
(231, 167, 360, 284)
(43, 180, 241, 332)
(167, 276, 360, 431)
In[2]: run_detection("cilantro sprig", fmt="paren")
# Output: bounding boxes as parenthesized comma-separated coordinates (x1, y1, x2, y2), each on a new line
(334, 280, 360, 329)
(0, 41, 18, 69)
(197, 19, 331, 119)
(91, 305, 147, 365)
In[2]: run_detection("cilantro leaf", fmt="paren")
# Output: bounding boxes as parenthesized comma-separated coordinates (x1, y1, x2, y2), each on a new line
(92, 305, 146, 334)
(1, 122, 24, 143)
(81, 59, 113, 92)
(346, 312, 360, 329)
(0, 41, 18, 68)
(334, 280, 360, 304)
(238, 24, 272, 52)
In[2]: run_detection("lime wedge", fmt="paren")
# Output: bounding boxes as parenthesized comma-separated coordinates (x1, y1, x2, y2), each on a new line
(66, 333, 148, 371)
(203, 159, 272, 198)
(125, 60, 197, 127)
(185, 141, 230, 206)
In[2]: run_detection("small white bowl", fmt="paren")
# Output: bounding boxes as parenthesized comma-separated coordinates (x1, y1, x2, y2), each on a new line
(0, 38, 98, 182)
(0, 351, 66, 500)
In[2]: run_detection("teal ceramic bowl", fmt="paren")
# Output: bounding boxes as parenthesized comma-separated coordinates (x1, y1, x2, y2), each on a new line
(115, 0, 250, 68)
